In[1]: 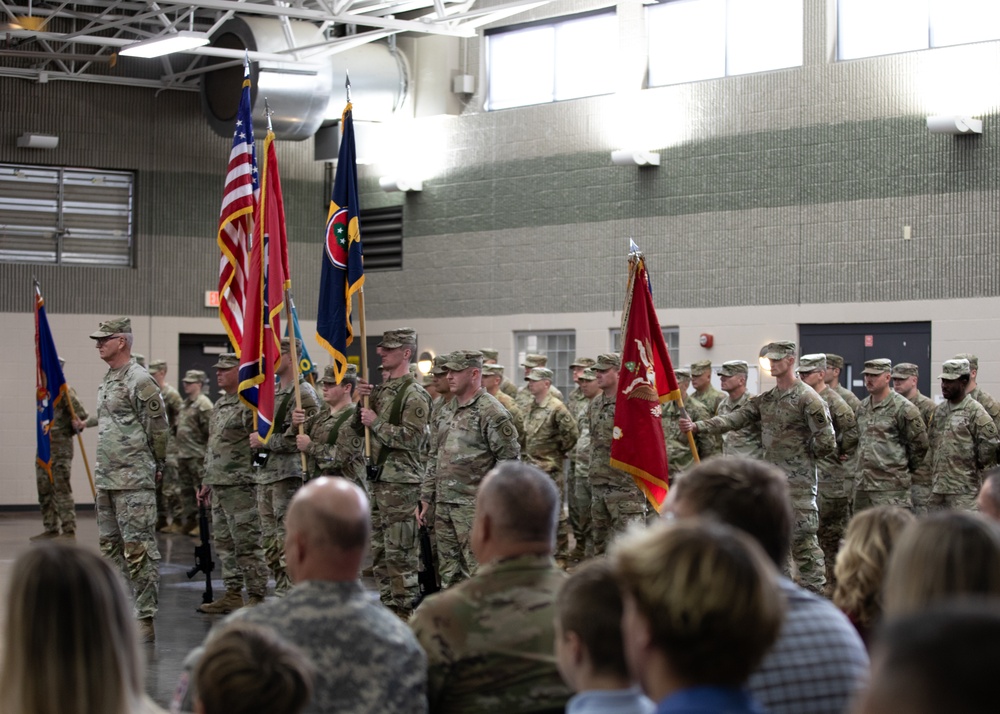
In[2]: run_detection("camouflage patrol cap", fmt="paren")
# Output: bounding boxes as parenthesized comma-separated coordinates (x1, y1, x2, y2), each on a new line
(182, 369, 206, 383)
(861, 359, 892, 375)
(593, 353, 621, 371)
(482, 364, 505, 377)
(280, 337, 303, 354)
(953, 353, 979, 371)
(479, 348, 499, 361)
(939, 359, 971, 380)
(90, 317, 132, 339)
(690, 359, 713, 376)
(675, 367, 692, 381)
(570, 357, 597, 369)
(763, 341, 796, 360)
(318, 363, 357, 384)
(134, 354, 146, 367)
(378, 328, 416, 349)
(717, 360, 749, 377)
(826, 354, 845, 369)
(213, 353, 238, 370)
(444, 350, 483, 371)
(526, 367, 554, 382)
(891, 362, 919, 379)
(149, 359, 168, 372)
(422, 373, 435, 386)
(522, 353, 548, 368)
(430, 355, 449, 376)
(797, 354, 828, 373)
(578, 368, 597, 381)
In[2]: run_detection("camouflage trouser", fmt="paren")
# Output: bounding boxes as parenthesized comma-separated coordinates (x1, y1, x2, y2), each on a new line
(789, 509, 826, 595)
(36, 441, 76, 534)
(97, 488, 160, 619)
(818, 494, 851, 591)
(159, 455, 182, 523)
(590, 482, 647, 557)
(371, 480, 420, 613)
(542, 466, 571, 560)
(928, 492, 978, 512)
(257, 477, 302, 596)
(569, 462, 592, 556)
(177, 456, 205, 526)
(435, 500, 477, 589)
(854, 489, 912, 512)
(212, 484, 269, 597)
(911, 466, 934, 515)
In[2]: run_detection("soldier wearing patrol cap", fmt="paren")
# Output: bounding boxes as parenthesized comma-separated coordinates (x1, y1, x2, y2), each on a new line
(515, 353, 564, 411)
(568, 367, 600, 559)
(825, 354, 862, 413)
(715, 360, 763, 460)
(481, 347, 519, 399)
(661, 367, 713, 483)
(689, 359, 724, 416)
(953, 353, 1000, 431)
(148, 359, 184, 533)
(855, 358, 928, 513)
(927, 359, 1000, 512)
(73, 317, 168, 642)
(681, 341, 836, 593)
(481, 363, 526, 450)
(428, 354, 454, 436)
(891, 362, 936, 512)
(174, 369, 214, 536)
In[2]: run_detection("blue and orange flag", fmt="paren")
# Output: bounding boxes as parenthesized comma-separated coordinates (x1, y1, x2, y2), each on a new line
(286, 297, 314, 379)
(316, 98, 365, 384)
(610, 248, 681, 512)
(238, 130, 290, 443)
(34, 281, 68, 481)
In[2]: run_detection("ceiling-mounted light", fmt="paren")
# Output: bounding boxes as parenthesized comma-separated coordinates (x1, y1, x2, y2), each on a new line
(379, 177, 423, 193)
(926, 115, 983, 135)
(611, 149, 660, 167)
(119, 31, 209, 59)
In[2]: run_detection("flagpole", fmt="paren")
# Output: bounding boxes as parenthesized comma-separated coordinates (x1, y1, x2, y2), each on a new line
(63, 393, 96, 499)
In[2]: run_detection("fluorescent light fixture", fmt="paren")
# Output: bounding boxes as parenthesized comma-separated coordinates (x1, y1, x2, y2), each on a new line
(119, 31, 209, 59)
(379, 177, 423, 193)
(927, 115, 983, 135)
(611, 149, 660, 167)
(16, 133, 58, 149)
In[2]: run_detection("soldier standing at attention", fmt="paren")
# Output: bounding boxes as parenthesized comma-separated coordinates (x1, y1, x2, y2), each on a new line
(523, 366, 579, 563)
(588, 353, 648, 556)
(196, 352, 269, 614)
(564, 357, 594, 554)
(661, 367, 712, 484)
(825, 354, 862, 413)
(355, 328, 432, 614)
(680, 341, 836, 593)
(715, 360, 764, 459)
(74, 317, 168, 642)
(891, 362, 936, 512)
(149, 359, 183, 533)
(175, 370, 214, 536)
(567, 363, 598, 561)
(953, 353, 1000, 431)
(427, 355, 454, 435)
(481, 347, 519, 399)
(31, 357, 88, 541)
(928, 359, 1000, 512)
(796, 354, 858, 590)
(515, 353, 563, 410)
(420, 350, 520, 588)
(689, 359, 724, 415)
(854, 359, 928, 514)
(250, 337, 321, 596)
(482, 364, 525, 450)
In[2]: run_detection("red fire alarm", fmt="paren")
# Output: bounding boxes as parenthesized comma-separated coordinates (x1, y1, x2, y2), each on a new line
(699, 333, 714, 348)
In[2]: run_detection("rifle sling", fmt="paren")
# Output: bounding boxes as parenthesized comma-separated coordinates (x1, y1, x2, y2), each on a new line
(326, 407, 355, 447)
(375, 376, 416, 468)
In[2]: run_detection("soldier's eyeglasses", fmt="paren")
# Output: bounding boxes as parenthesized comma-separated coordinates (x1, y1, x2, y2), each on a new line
(95, 335, 121, 346)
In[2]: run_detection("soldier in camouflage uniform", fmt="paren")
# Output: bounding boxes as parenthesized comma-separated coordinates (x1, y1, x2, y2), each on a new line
(196, 352, 269, 614)
(76, 317, 168, 642)
(568, 367, 600, 560)
(715, 360, 764, 459)
(825, 354, 862, 413)
(928, 359, 1000, 511)
(356, 328, 432, 614)
(689, 359, 725, 415)
(954, 353, 1000, 431)
(411, 462, 571, 714)
(854, 359, 928, 513)
(662, 368, 713, 484)
(891, 362, 936, 512)
(292, 364, 367, 490)
(515, 353, 564, 411)
(481, 347, 519, 399)
(681, 341, 836, 593)
(149, 359, 184, 533)
(428, 355, 454, 436)
(588, 353, 648, 556)
(31, 358, 88, 540)
(482, 363, 525, 451)
(250, 337, 321, 596)
(522, 366, 579, 561)
(175, 369, 214, 535)
(564, 357, 594, 557)
(420, 350, 520, 588)
(797, 354, 859, 589)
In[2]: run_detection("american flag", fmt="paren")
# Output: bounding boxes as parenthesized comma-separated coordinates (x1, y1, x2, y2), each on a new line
(216, 56, 259, 356)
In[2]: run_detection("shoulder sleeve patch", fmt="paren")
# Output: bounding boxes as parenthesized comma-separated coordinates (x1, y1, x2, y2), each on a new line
(147, 397, 162, 414)
(501, 423, 515, 438)
(414, 405, 428, 420)
(137, 380, 159, 402)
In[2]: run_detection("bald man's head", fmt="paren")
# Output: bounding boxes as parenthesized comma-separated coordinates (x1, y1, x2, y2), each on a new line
(285, 478, 370, 583)
(478, 461, 558, 546)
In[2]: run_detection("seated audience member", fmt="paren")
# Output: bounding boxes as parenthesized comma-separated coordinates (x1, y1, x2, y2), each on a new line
(554, 560, 655, 714)
(832, 506, 914, 645)
(0, 543, 163, 714)
(612, 519, 784, 713)
(194, 621, 314, 714)
(666, 457, 869, 714)
(853, 602, 1000, 714)
(976, 468, 1000, 521)
(411, 461, 572, 714)
(883, 510, 1000, 618)
(185, 477, 427, 714)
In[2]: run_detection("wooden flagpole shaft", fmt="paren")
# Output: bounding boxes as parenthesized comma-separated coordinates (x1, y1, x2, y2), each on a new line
(283, 290, 308, 476)
(63, 390, 96, 499)
(676, 394, 701, 464)
(357, 287, 372, 460)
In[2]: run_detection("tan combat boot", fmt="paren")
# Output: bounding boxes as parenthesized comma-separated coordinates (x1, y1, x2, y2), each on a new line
(246, 594, 266, 607)
(197, 590, 245, 614)
(137, 617, 155, 643)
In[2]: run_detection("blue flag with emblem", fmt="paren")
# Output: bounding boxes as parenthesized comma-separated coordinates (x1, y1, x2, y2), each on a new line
(286, 297, 314, 380)
(34, 281, 68, 480)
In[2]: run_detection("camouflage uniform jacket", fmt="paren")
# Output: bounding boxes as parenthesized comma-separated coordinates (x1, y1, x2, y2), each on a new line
(835, 384, 862, 414)
(301, 404, 367, 487)
(968, 386, 1000, 431)
(908, 391, 936, 428)
(515, 384, 563, 412)
(410, 553, 571, 714)
(569, 394, 594, 467)
(175, 392, 213, 459)
(203, 392, 254, 487)
(499, 377, 518, 399)
(587, 391, 631, 487)
(523, 392, 579, 475)
(690, 385, 725, 416)
(255, 378, 320, 485)
(361, 375, 432, 485)
(717, 392, 764, 460)
(855, 391, 928, 492)
(494, 390, 526, 452)
(430, 395, 455, 438)
(697, 381, 836, 509)
(50, 388, 88, 445)
(423, 389, 520, 505)
(661, 398, 712, 475)
(229, 579, 428, 714)
(94, 357, 168, 490)
(160, 382, 182, 436)
(818, 387, 859, 498)
(928, 395, 1000, 495)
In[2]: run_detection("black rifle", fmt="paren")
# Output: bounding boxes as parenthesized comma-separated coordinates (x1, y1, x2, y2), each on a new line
(411, 525, 440, 609)
(186, 500, 215, 605)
